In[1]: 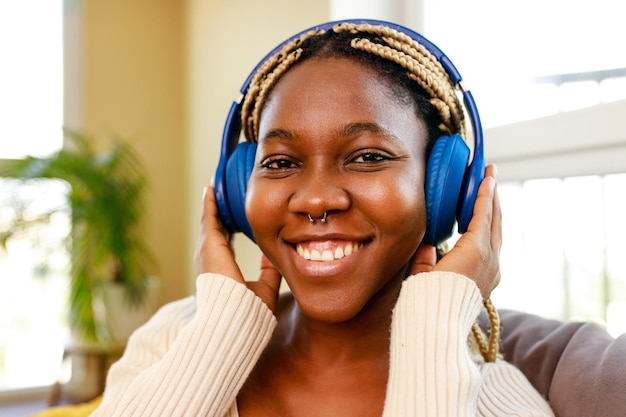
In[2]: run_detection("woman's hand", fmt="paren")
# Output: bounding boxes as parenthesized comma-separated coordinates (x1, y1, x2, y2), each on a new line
(194, 186, 282, 312)
(409, 164, 502, 300)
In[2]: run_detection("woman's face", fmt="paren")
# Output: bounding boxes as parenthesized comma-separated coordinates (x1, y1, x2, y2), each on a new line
(246, 56, 428, 323)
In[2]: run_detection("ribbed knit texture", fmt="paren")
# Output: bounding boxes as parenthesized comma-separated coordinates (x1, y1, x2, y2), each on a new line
(383, 272, 554, 417)
(91, 272, 554, 417)
(477, 362, 555, 416)
(383, 272, 482, 417)
(90, 274, 276, 417)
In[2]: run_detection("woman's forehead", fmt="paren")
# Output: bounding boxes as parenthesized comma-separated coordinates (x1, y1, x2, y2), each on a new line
(263, 58, 402, 112)
(261, 56, 417, 119)
(256, 57, 427, 153)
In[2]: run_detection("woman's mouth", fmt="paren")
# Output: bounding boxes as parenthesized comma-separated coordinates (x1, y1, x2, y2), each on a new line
(295, 240, 363, 261)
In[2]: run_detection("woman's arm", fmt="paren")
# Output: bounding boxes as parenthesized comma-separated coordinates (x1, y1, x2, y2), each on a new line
(383, 272, 554, 417)
(90, 274, 276, 417)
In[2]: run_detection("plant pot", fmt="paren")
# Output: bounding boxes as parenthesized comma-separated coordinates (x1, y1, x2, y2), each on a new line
(98, 277, 161, 346)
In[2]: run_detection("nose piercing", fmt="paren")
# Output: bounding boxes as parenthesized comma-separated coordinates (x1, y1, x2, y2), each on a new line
(308, 212, 327, 223)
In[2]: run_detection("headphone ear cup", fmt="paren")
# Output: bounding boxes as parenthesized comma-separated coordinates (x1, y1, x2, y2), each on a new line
(456, 153, 485, 235)
(224, 142, 257, 241)
(424, 134, 470, 245)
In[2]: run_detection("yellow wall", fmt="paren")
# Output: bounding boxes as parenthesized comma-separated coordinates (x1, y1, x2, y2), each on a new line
(76, 0, 330, 305)
(79, 0, 188, 303)
(185, 0, 330, 290)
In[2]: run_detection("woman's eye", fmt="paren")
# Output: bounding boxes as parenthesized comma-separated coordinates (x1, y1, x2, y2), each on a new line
(260, 158, 296, 170)
(352, 151, 390, 163)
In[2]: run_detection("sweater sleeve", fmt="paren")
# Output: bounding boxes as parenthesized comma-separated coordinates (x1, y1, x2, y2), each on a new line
(90, 274, 277, 417)
(382, 272, 554, 417)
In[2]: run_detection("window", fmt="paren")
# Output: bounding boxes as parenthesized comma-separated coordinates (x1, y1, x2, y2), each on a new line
(0, 0, 63, 159)
(0, 0, 65, 392)
(0, 179, 70, 391)
(422, 0, 626, 128)
(496, 174, 626, 337)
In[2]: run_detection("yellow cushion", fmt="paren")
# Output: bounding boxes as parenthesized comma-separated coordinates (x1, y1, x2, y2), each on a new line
(28, 396, 102, 417)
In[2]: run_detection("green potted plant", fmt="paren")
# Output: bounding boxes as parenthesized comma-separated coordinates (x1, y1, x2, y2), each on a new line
(0, 130, 157, 346)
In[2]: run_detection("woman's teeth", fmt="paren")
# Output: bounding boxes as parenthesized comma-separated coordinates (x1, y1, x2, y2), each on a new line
(296, 242, 362, 261)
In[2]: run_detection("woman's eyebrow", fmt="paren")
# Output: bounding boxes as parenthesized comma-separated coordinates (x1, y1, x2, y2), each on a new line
(259, 122, 399, 143)
(259, 128, 294, 142)
(338, 122, 399, 142)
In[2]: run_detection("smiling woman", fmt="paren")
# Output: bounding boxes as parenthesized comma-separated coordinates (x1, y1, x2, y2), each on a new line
(87, 20, 554, 417)
(245, 56, 427, 325)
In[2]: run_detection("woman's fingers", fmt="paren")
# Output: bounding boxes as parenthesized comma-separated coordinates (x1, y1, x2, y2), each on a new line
(488, 166, 503, 291)
(434, 164, 501, 299)
(409, 243, 437, 275)
(194, 187, 283, 313)
(247, 255, 283, 313)
(258, 255, 282, 292)
(194, 186, 244, 283)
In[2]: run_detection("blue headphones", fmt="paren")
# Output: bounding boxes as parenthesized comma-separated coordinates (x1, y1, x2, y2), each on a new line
(214, 19, 485, 246)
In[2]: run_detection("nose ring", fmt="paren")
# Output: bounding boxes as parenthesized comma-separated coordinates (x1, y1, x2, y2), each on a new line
(308, 212, 327, 223)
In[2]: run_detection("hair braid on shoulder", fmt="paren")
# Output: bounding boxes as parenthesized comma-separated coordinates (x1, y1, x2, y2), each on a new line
(470, 299, 501, 363)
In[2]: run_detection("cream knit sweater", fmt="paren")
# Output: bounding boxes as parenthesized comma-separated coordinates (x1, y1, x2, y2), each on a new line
(90, 272, 554, 417)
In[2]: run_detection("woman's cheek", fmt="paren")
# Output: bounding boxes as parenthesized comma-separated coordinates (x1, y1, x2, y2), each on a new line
(245, 178, 283, 236)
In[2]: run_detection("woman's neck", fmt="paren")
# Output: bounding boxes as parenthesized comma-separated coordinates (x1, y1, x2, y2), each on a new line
(275, 268, 405, 366)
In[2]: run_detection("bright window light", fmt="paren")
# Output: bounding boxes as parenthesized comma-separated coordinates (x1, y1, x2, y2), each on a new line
(0, 0, 63, 159)
(496, 174, 626, 337)
(422, 0, 626, 127)
(0, 0, 65, 392)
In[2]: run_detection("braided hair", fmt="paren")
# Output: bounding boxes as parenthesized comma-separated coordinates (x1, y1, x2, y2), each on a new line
(241, 22, 467, 153)
(241, 21, 499, 362)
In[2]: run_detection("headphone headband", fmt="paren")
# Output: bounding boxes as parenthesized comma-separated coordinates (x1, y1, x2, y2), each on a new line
(214, 19, 485, 244)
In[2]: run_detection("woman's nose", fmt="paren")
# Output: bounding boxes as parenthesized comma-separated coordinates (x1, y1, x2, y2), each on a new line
(288, 170, 351, 218)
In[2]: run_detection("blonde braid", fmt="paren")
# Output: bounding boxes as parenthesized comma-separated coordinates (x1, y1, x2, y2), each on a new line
(471, 298, 501, 363)
(241, 22, 468, 143)
(249, 48, 302, 140)
(333, 22, 466, 138)
(241, 29, 324, 141)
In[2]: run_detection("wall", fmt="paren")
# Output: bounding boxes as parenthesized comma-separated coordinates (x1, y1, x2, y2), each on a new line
(76, 0, 188, 304)
(185, 0, 330, 288)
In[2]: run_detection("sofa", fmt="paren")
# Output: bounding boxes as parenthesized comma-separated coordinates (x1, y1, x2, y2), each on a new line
(479, 309, 626, 417)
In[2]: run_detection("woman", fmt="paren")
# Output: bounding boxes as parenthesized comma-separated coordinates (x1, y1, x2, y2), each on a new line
(90, 20, 554, 416)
